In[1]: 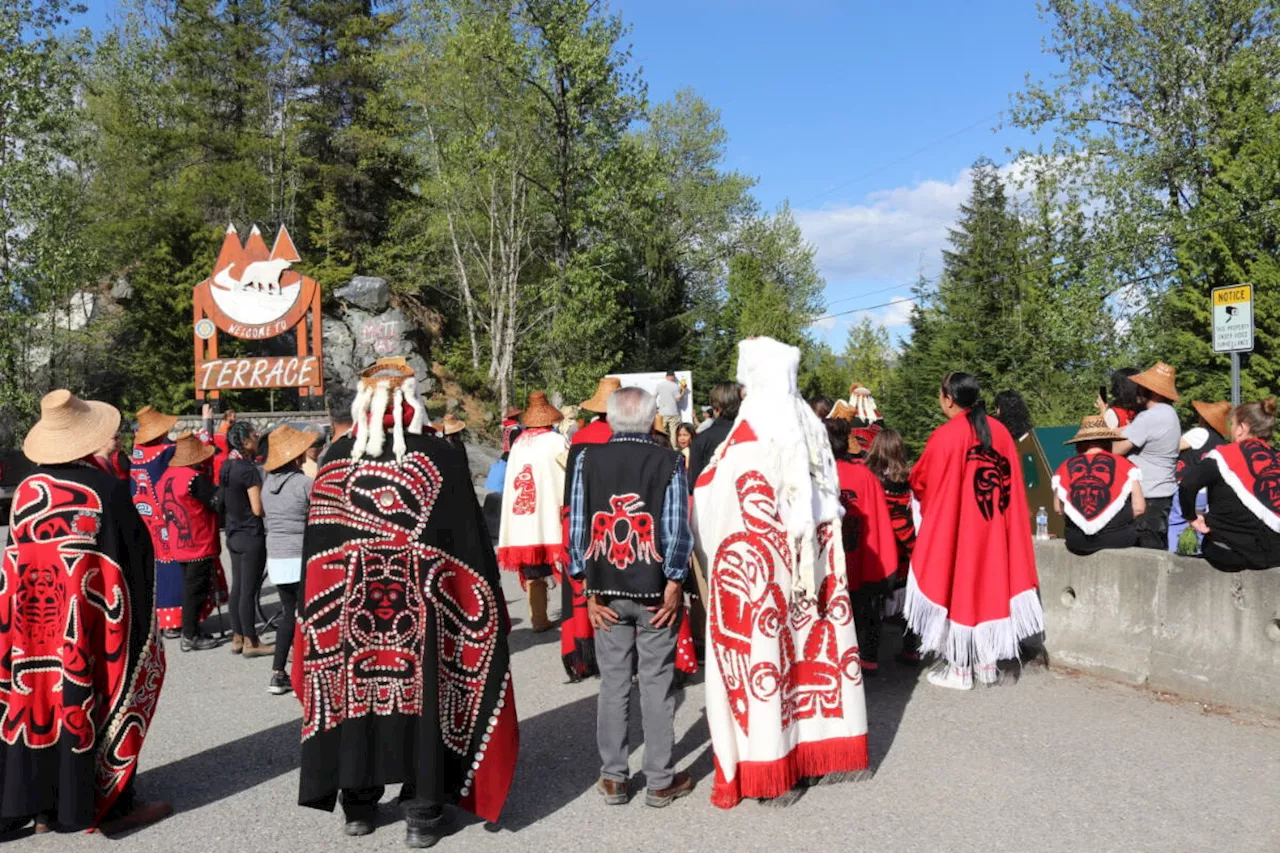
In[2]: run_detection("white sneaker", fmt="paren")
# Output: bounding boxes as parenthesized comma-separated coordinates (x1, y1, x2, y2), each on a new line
(974, 664, 1000, 686)
(927, 664, 973, 690)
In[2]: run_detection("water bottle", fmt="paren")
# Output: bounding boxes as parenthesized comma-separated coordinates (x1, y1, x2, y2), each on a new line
(1035, 506, 1049, 541)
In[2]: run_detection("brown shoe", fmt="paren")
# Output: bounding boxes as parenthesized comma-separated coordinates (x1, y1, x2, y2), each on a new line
(241, 638, 275, 658)
(230, 633, 244, 655)
(597, 777, 629, 805)
(95, 800, 173, 836)
(645, 771, 693, 808)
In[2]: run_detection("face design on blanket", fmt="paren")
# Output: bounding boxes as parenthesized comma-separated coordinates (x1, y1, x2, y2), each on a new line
(967, 445, 1012, 522)
(1065, 453, 1118, 519)
(1242, 439, 1280, 514)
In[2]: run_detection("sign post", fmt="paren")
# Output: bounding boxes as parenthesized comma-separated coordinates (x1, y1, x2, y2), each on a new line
(1211, 284, 1253, 407)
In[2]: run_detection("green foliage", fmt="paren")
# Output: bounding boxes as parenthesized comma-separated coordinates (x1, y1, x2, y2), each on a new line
(1011, 0, 1280, 411)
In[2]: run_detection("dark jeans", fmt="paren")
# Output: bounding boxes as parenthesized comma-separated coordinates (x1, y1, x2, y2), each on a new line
(273, 582, 299, 670)
(227, 531, 266, 641)
(1135, 496, 1173, 550)
(341, 785, 441, 826)
(180, 558, 214, 639)
(1201, 534, 1276, 572)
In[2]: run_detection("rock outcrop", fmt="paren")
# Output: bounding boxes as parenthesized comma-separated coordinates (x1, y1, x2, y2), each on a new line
(323, 276, 434, 393)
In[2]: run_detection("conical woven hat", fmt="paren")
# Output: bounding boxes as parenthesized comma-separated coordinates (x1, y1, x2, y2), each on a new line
(135, 405, 179, 445)
(265, 425, 321, 472)
(441, 413, 467, 436)
(1064, 414, 1125, 445)
(580, 377, 622, 414)
(1131, 361, 1180, 403)
(1192, 400, 1230, 439)
(25, 390, 121, 466)
(520, 392, 564, 428)
(169, 431, 215, 468)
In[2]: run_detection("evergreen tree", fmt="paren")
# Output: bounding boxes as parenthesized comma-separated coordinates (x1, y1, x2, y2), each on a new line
(287, 0, 409, 277)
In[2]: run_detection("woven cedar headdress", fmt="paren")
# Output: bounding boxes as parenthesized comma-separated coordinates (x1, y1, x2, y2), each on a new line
(350, 357, 427, 462)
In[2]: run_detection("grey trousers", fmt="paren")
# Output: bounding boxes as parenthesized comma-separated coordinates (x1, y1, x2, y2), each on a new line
(595, 597, 679, 790)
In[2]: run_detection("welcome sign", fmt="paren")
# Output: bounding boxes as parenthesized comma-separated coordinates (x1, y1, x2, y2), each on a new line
(192, 224, 324, 399)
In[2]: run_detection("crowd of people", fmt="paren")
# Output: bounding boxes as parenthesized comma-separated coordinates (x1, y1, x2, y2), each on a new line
(0, 340, 1274, 845)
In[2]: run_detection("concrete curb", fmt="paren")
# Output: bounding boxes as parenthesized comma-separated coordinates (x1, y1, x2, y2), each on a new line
(1035, 540, 1280, 717)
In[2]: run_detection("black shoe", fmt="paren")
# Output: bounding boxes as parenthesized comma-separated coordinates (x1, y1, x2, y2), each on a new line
(344, 818, 374, 837)
(162, 628, 181, 640)
(267, 671, 292, 695)
(180, 634, 219, 652)
(405, 810, 449, 849)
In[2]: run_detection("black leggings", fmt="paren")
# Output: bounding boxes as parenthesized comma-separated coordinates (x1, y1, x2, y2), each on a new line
(227, 531, 266, 641)
(853, 589, 883, 664)
(273, 582, 299, 670)
(180, 559, 215, 639)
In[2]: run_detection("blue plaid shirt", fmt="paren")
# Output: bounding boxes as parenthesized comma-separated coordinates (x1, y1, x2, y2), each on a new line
(567, 434, 691, 582)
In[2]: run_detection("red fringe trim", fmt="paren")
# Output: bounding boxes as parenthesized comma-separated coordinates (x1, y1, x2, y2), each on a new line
(496, 544, 567, 572)
(710, 735, 869, 809)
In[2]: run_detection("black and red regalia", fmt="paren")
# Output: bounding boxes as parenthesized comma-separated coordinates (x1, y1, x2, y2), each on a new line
(0, 463, 165, 829)
(294, 431, 519, 823)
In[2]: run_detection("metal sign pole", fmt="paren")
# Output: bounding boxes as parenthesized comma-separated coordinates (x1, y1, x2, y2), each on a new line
(1231, 352, 1241, 408)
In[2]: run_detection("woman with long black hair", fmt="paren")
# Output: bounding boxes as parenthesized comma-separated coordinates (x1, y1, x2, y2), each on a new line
(221, 421, 273, 658)
(905, 372, 1043, 690)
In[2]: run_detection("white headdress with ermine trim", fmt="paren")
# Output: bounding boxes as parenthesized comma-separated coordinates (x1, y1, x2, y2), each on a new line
(350, 357, 426, 463)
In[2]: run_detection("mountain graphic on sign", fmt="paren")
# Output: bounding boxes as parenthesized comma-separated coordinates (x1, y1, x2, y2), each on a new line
(207, 224, 303, 325)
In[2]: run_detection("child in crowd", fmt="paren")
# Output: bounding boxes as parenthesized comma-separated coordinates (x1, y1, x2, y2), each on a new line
(1098, 367, 1141, 429)
(1052, 416, 1145, 555)
(866, 428, 922, 665)
(1167, 400, 1230, 553)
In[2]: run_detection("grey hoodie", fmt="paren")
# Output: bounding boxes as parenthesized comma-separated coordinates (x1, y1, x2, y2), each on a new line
(262, 468, 313, 560)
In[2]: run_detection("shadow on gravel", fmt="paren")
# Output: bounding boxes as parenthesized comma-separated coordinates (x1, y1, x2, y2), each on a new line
(492, 693, 600, 832)
(135, 718, 302, 812)
(861, 625, 919, 771)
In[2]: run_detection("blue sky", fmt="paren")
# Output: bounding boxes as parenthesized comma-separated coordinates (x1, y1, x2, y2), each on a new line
(78, 0, 1062, 346)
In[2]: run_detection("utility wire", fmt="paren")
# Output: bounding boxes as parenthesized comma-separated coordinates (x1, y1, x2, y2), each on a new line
(811, 203, 1279, 323)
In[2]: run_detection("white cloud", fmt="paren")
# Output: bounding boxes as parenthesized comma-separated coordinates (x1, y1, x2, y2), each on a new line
(795, 171, 975, 283)
(858, 296, 916, 329)
(795, 158, 1053, 286)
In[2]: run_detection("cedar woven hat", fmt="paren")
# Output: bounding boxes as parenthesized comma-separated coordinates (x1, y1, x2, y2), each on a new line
(265, 424, 321, 472)
(169, 431, 215, 468)
(1131, 361, 1180, 403)
(503, 406, 523, 420)
(580, 377, 622, 414)
(441, 413, 467, 436)
(24, 390, 122, 466)
(1192, 400, 1231, 439)
(520, 392, 564, 428)
(1064, 414, 1125, 445)
(134, 405, 179, 445)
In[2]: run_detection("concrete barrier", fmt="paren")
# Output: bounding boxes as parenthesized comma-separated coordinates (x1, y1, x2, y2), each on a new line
(1035, 540, 1280, 717)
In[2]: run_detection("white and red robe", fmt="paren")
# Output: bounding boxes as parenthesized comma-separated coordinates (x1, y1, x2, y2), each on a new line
(497, 428, 569, 577)
(693, 420, 869, 809)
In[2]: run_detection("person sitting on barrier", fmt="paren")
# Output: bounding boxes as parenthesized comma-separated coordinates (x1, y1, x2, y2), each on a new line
(1167, 400, 1230, 554)
(1112, 362, 1181, 550)
(1179, 398, 1280, 572)
(1052, 416, 1145, 556)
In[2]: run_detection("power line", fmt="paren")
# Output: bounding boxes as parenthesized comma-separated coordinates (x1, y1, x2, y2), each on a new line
(811, 203, 1279, 323)
(793, 111, 1005, 208)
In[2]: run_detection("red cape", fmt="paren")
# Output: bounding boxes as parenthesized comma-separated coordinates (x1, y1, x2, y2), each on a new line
(835, 459, 898, 591)
(906, 413, 1041, 662)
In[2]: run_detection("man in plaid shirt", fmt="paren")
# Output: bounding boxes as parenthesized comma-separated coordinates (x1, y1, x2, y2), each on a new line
(566, 386, 695, 809)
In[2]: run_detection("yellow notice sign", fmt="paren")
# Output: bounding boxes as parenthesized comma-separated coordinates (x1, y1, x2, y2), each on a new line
(1211, 284, 1253, 353)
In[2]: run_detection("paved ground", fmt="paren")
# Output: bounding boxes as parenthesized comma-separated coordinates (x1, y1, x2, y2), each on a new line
(1, 561, 1277, 853)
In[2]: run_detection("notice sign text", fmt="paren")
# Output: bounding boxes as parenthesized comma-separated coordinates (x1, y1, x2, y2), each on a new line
(1212, 284, 1254, 354)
